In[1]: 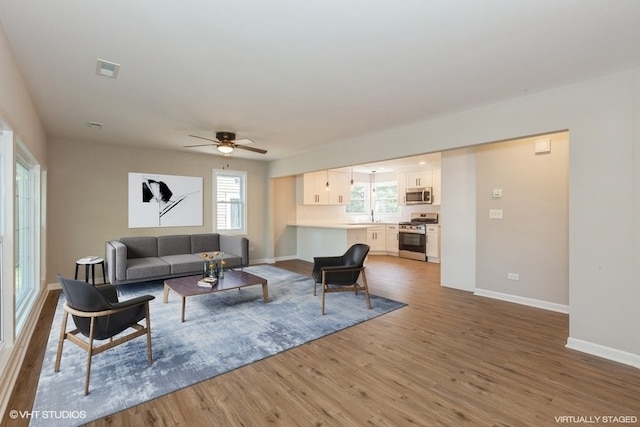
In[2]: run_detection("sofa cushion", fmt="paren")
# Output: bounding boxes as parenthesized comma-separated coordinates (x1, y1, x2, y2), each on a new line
(161, 254, 203, 274)
(192, 252, 243, 269)
(191, 233, 220, 254)
(219, 253, 242, 269)
(125, 257, 170, 280)
(158, 235, 191, 257)
(120, 236, 158, 259)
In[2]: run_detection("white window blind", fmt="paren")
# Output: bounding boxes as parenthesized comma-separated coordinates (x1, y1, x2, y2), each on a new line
(214, 170, 246, 234)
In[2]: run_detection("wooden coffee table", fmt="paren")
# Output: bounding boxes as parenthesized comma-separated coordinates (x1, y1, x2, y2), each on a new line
(163, 270, 269, 322)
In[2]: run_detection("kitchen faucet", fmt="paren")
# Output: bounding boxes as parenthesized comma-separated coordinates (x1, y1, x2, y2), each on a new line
(371, 209, 374, 223)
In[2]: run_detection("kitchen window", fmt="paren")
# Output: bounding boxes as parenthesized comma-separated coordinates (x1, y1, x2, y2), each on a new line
(213, 169, 246, 235)
(373, 181, 399, 213)
(346, 182, 367, 213)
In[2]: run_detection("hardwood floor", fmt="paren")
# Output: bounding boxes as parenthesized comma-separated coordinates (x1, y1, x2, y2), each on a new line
(5, 256, 640, 426)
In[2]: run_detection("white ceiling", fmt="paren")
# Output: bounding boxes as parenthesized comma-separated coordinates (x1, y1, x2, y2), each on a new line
(1, 1, 640, 168)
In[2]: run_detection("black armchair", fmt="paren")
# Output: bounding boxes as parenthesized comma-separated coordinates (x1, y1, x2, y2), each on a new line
(54, 275, 155, 395)
(312, 243, 371, 315)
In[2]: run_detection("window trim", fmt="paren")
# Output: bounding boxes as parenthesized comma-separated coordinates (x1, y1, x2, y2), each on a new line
(212, 169, 247, 235)
(372, 179, 399, 214)
(13, 140, 41, 334)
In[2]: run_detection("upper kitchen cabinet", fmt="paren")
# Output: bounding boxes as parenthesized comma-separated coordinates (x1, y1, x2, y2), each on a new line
(432, 169, 441, 205)
(303, 170, 350, 205)
(328, 170, 350, 205)
(303, 171, 329, 204)
(396, 172, 406, 205)
(406, 170, 432, 188)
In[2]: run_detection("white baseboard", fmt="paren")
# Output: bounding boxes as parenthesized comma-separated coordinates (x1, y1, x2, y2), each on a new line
(249, 258, 276, 265)
(273, 255, 298, 262)
(474, 288, 569, 314)
(0, 286, 49, 421)
(566, 338, 640, 369)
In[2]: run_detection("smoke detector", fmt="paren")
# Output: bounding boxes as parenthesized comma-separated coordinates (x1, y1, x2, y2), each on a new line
(95, 59, 120, 79)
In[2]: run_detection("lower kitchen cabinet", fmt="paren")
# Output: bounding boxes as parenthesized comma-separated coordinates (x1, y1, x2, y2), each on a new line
(385, 224, 399, 253)
(367, 225, 386, 253)
(426, 224, 440, 263)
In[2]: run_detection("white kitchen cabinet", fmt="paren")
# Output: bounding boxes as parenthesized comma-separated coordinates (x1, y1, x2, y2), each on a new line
(303, 170, 350, 205)
(406, 170, 433, 188)
(367, 225, 386, 253)
(396, 172, 406, 206)
(328, 171, 350, 205)
(385, 224, 399, 253)
(432, 168, 441, 205)
(303, 171, 329, 204)
(426, 224, 440, 263)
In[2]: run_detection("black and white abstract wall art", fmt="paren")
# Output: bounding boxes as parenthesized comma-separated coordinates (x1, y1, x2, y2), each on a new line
(128, 172, 203, 228)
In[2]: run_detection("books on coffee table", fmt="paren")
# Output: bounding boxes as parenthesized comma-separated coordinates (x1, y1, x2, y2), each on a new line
(198, 277, 218, 288)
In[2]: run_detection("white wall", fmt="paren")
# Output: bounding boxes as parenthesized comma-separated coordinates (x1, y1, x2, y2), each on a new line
(269, 69, 640, 367)
(440, 147, 476, 292)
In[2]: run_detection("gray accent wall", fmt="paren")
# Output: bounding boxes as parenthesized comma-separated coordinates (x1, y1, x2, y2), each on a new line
(475, 133, 569, 308)
(47, 138, 269, 284)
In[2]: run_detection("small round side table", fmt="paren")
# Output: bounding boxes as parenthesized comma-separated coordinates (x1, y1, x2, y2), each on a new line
(75, 256, 106, 285)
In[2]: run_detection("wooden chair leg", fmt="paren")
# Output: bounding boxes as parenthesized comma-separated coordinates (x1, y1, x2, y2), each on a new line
(54, 311, 69, 372)
(361, 270, 371, 310)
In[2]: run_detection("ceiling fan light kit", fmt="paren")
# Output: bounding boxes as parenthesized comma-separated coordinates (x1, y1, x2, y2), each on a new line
(185, 131, 268, 155)
(217, 143, 234, 154)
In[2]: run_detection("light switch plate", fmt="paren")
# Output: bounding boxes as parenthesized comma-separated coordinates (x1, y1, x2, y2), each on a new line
(535, 138, 551, 154)
(489, 209, 503, 219)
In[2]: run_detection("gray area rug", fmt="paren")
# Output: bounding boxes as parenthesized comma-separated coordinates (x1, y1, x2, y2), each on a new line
(31, 265, 405, 426)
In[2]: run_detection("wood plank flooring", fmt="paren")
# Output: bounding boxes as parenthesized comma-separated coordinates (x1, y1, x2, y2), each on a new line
(4, 256, 640, 426)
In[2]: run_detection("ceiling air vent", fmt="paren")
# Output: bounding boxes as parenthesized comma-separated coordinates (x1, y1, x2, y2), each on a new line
(95, 59, 120, 79)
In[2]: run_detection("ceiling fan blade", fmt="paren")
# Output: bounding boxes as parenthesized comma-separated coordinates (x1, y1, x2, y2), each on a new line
(184, 143, 218, 148)
(235, 144, 267, 154)
(233, 138, 255, 145)
(188, 134, 220, 143)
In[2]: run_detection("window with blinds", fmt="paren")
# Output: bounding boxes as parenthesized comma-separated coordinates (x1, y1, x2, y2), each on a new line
(213, 170, 246, 234)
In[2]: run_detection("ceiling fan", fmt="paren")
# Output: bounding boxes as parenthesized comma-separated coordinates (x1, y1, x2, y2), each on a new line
(185, 131, 267, 155)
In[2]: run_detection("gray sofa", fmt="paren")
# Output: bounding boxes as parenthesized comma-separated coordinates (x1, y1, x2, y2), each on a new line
(105, 233, 249, 285)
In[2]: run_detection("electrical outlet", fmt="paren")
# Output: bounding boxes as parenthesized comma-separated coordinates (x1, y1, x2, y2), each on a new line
(508, 273, 519, 280)
(489, 209, 503, 219)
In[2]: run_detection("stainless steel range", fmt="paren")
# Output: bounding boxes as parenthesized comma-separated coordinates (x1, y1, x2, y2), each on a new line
(398, 212, 438, 261)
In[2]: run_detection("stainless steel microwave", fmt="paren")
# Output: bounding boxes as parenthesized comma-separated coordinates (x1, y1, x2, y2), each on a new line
(405, 187, 432, 204)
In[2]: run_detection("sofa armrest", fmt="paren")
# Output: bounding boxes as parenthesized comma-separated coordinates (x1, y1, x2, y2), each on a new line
(219, 235, 249, 266)
(105, 240, 128, 284)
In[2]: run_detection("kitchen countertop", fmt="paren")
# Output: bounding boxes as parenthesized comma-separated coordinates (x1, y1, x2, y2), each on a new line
(288, 222, 394, 229)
